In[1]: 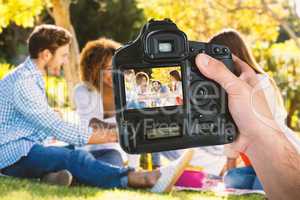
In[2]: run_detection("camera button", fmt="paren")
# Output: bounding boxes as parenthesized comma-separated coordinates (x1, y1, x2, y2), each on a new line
(199, 48, 205, 53)
(227, 135, 234, 141)
(213, 47, 221, 54)
(222, 48, 229, 54)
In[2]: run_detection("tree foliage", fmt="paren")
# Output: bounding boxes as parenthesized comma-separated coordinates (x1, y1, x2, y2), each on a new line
(0, 0, 50, 32)
(151, 67, 181, 85)
(137, 0, 290, 42)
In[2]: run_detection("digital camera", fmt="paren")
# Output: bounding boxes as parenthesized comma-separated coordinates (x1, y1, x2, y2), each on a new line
(112, 19, 237, 154)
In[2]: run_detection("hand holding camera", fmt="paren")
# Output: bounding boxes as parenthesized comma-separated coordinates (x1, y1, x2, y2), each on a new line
(196, 53, 278, 153)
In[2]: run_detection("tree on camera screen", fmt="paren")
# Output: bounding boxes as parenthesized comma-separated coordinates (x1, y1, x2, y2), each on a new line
(124, 66, 183, 109)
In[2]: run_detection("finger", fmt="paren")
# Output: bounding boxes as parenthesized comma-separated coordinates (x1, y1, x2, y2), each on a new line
(196, 53, 245, 95)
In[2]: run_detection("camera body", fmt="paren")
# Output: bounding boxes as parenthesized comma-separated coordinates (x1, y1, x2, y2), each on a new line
(112, 19, 237, 154)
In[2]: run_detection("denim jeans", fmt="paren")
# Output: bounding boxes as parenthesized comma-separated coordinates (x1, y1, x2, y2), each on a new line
(224, 166, 263, 190)
(2, 144, 130, 188)
(90, 149, 123, 167)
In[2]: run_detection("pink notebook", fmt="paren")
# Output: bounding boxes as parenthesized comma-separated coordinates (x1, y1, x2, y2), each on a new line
(175, 169, 206, 188)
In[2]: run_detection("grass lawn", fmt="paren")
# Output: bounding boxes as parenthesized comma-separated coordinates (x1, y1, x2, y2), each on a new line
(0, 177, 266, 200)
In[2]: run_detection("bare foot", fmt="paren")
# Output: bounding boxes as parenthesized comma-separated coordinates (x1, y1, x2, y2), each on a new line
(128, 170, 161, 188)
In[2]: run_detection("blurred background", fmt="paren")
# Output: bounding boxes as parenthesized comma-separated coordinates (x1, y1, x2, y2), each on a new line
(0, 0, 300, 132)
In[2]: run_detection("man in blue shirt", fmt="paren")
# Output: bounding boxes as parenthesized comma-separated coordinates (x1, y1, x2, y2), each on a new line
(0, 24, 193, 192)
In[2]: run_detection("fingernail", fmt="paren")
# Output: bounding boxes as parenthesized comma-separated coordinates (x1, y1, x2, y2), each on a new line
(196, 53, 209, 68)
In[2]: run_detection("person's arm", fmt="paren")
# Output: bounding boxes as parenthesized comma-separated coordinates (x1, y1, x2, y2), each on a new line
(87, 118, 118, 144)
(195, 53, 300, 200)
(14, 78, 91, 146)
(73, 85, 119, 144)
(73, 84, 103, 128)
(219, 158, 237, 176)
(87, 127, 118, 144)
(246, 126, 300, 199)
(226, 158, 237, 170)
(221, 144, 239, 175)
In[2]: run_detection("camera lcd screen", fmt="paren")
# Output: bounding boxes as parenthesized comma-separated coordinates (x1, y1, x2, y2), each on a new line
(124, 66, 183, 109)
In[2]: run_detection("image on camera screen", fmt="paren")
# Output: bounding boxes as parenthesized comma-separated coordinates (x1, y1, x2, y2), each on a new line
(124, 66, 183, 109)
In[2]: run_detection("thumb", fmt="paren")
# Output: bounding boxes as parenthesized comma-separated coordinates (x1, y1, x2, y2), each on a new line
(195, 53, 244, 95)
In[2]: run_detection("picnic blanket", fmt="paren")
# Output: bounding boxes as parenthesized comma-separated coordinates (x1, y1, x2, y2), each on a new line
(175, 177, 266, 196)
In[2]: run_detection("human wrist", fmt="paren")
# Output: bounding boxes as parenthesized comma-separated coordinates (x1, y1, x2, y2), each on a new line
(245, 123, 283, 156)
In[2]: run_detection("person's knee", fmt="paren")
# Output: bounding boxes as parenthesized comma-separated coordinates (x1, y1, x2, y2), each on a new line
(224, 168, 243, 188)
(224, 170, 235, 185)
(224, 167, 255, 189)
(107, 149, 124, 167)
(225, 168, 240, 177)
(69, 149, 94, 166)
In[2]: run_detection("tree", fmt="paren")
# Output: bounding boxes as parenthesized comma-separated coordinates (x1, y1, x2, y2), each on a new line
(47, 0, 80, 107)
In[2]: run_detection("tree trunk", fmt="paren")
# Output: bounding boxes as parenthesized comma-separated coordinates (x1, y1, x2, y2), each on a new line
(51, 0, 80, 108)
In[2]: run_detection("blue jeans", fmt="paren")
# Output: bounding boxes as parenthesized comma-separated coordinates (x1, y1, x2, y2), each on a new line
(2, 144, 130, 188)
(90, 149, 123, 167)
(224, 166, 263, 190)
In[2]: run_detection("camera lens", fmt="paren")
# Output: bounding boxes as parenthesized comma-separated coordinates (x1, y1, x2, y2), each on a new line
(158, 41, 173, 53)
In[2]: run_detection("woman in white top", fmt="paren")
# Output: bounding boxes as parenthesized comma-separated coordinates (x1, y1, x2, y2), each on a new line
(208, 29, 300, 190)
(73, 37, 125, 167)
(169, 70, 183, 106)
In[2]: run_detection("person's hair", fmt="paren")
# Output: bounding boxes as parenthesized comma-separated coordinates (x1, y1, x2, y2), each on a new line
(209, 29, 263, 73)
(152, 80, 161, 86)
(209, 29, 286, 115)
(135, 72, 149, 85)
(79, 37, 121, 91)
(28, 24, 72, 59)
(124, 69, 135, 76)
(170, 70, 181, 81)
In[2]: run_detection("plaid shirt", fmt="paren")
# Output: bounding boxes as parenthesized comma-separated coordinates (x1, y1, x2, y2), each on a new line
(0, 57, 92, 169)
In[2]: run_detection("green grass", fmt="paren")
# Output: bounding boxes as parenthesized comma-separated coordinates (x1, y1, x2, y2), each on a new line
(0, 177, 266, 200)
